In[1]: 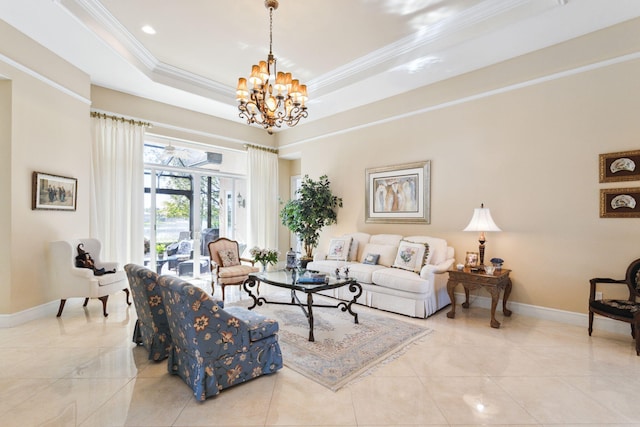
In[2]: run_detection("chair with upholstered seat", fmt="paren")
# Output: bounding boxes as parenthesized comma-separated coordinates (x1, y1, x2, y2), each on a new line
(208, 237, 259, 300)
(157, 275, 283, 401)
(48, 238, 130, 317)
(124, 264, 172, 361)
(589, 258, 640, 355)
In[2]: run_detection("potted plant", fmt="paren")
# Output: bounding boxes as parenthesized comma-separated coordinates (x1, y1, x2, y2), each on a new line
(280, 175, 343, 267)
(156, 243, 166, 259)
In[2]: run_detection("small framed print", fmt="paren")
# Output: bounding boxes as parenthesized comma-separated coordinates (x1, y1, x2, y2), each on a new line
(600, 187, 640, 218)
(465, 251, 479, 268)
(32, 172, 77, 211)
(599, 150, 640, 183)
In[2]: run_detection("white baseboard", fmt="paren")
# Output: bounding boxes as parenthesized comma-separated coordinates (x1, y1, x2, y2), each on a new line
(0, 292, 631, 337)
(453, 292, 630, 336)
(0, 300, 60, 328)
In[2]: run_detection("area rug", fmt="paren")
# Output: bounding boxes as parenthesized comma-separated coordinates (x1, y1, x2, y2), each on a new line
(230, 296, 432, 391)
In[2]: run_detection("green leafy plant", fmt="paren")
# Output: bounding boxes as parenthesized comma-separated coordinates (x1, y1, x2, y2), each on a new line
(155, 243, 167, 254)
(280, 175, 343, 259)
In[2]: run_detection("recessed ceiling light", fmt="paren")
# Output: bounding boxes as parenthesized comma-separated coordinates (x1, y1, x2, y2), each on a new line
(141, 25, 156, 35)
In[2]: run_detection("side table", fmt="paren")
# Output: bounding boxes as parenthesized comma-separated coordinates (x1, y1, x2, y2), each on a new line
(446, 267, 512, 328)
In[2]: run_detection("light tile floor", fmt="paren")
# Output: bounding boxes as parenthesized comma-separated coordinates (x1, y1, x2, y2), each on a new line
(1, 281, 640, 426)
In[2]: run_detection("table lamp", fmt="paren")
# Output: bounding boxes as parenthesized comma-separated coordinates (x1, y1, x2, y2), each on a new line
(463, 203, 501, 269)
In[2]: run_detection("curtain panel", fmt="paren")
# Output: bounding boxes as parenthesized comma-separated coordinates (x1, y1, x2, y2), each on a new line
(247, 147, 279, 254)
(90, 115, 145, 266)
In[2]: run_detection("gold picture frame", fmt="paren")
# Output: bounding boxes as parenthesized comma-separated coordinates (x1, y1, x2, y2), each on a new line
(600, 187, 640, 218)
(465, 251, 479, 268)
(599, 150, 640, 183)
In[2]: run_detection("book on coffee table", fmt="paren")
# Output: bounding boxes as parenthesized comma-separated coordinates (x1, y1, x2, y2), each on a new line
(297, 272, 328, 284)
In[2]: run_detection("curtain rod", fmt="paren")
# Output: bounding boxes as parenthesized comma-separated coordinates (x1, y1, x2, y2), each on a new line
(90, 111, 152, 128)
(245, 143, 278, 154)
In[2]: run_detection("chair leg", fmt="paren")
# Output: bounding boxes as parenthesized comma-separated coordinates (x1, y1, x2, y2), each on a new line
(98, 295, 109, 317)
(123, 288, 131, 305)
(56, 299, 67, 317)
(221, 284, 226, 301)
(588, 310, 594, 336)
(83, 298, 89, 307)
(132, 319, 143, 345)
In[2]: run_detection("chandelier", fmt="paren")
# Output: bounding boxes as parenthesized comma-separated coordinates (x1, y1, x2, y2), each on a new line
(236, 0, 308, 134)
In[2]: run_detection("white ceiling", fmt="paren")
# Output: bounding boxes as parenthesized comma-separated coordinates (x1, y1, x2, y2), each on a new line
(2, 0, 640, 130)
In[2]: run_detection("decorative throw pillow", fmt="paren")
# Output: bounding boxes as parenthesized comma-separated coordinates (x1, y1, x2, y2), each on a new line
(218, 249, 239, 267)
(326, 237, 352, 260)
(363, 253, 380, 265)
(392, 240, 429, 272)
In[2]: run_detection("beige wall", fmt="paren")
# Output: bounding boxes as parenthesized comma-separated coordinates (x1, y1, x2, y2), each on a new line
(279, 22, 640, 314)
(0, 21, 92, 313)
(0, 80, 11, 313)
(2, 17, 639, 318)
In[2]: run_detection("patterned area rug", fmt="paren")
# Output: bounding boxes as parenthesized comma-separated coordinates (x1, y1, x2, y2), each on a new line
(231, 296, 431, 391)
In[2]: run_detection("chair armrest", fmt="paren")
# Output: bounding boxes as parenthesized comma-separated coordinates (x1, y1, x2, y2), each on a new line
(589, 277, 625, 300)
(240, 257, 255, 266)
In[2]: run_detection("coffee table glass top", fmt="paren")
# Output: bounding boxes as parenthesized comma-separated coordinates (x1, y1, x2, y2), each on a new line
(249, 269, 353, 291)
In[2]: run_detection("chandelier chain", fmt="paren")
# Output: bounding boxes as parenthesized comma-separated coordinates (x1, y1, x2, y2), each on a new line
(235, 0, 308, 134)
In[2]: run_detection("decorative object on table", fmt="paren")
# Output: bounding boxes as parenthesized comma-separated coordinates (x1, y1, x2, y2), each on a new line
(335, 267, 341, 278)
(285, 247, 297, 270)
(365, 161, 431, 224)
(484, 265, 496, 274)
(297, 271, 328, 284)
(463, 203, 501, 268)
(456, 263, 464, 271)
(490, 257, 504, 270)
(600, 187, 640, 218)
(280, 175, 343, 266)
(32, 171, 77, 211)
(235, 0, 308, 134)
(344, 266, 350, 277)
(249, 246, 279, 272)
(465, 251, 479, 268)
(599, 149, 640, 183)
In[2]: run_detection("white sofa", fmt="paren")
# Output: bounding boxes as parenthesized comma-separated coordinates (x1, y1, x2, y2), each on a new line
(307, 232, 454, 318)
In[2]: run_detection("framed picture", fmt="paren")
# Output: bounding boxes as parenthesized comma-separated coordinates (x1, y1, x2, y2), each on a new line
(600, 187, 640, 218)
(465, 252, 479, 268)
(365, 161, 430, 224)
(32, 172, 77, 211)
(599, 150, 640, 183)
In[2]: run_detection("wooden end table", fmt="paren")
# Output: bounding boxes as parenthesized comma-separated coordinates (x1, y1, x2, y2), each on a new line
(446, 267, 512, 328)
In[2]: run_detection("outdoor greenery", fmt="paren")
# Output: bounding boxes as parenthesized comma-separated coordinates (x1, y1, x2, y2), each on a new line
(280, 175, 343, 259)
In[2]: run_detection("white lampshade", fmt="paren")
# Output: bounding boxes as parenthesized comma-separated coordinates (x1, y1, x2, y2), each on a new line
(464, 204, 501, 232)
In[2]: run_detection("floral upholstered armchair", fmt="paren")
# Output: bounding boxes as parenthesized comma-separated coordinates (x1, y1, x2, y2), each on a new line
(124, 264, 172, 361)
(157, 275, 283, 401)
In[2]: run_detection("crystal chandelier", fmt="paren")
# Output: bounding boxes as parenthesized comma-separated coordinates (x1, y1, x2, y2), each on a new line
(236, 0, 308, 134)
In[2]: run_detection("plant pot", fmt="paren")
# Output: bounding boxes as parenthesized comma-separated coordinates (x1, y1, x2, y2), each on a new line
(298, 257, 313, 269)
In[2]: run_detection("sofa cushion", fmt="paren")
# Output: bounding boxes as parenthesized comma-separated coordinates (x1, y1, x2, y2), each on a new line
(347, 263, 387, 285)
(360, 243, 398, 267)
(346, 232, 371, 261)
(326, 237, 352, 261)
(369, 234, 403, 246)
(372, 268, 430, 294)
(392, 240, 429, 272)
(403, 236, 448, 265)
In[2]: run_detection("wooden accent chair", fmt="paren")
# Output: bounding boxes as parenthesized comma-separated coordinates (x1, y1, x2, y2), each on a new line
(589, 258, 640, 355)
(48, 238, 130, 317)
(207, 238, 259, 300)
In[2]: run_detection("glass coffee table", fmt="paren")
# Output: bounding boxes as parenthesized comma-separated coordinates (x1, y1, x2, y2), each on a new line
(243, 270, 362, 342)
